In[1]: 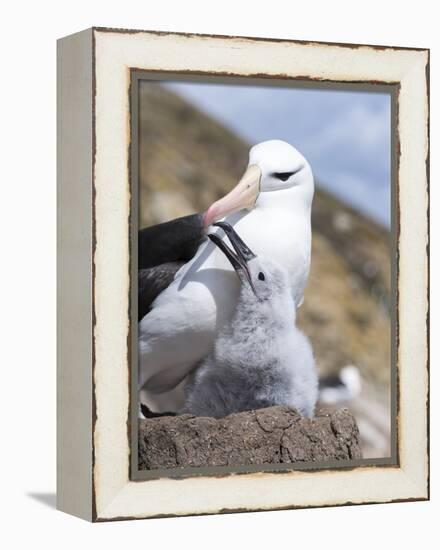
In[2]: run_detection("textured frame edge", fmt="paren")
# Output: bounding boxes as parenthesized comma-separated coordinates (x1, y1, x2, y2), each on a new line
(57, 28, 94, 521)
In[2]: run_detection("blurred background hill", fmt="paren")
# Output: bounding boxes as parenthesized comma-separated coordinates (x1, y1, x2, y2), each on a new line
(138, 82, 392, 458)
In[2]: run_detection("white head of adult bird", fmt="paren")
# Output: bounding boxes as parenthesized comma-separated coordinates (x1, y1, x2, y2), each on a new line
(139, 139, 314, 413)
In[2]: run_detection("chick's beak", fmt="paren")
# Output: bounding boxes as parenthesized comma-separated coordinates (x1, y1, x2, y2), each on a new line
(213, 221, 256, 262)
(207, 222, 257, 293)
(203, 164, 261, 228)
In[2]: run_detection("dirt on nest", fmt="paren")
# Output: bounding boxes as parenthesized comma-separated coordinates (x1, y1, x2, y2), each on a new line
(138, 406, 362, 470)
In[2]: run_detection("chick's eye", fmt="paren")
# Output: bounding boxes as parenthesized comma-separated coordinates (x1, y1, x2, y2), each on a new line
(258, 272, 265, 281)
(273, 171, 295, 182)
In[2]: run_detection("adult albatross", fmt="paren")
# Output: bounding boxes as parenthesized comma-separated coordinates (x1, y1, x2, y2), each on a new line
(139, 140, 314, 412)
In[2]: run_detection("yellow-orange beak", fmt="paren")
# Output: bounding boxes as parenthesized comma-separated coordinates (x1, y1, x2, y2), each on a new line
(203, 164, 261, 228)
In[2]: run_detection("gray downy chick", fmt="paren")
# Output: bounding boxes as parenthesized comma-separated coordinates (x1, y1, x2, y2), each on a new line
(180, 222, 318, 419)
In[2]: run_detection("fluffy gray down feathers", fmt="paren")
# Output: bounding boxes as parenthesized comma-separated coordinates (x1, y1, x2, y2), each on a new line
(180, 257, 318, 418)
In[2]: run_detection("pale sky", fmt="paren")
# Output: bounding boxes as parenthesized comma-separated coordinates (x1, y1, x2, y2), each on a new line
(165, 81, 391, 227)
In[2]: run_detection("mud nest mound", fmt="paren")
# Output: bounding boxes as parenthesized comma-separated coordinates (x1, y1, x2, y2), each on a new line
(138, 406, 362, 470)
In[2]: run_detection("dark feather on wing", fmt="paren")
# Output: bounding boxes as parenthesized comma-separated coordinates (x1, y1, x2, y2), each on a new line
(138, 262, 184, 320)
(138, 213, 204, 269)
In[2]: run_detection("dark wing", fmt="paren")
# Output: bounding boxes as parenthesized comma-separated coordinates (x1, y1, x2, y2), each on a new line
(140, 403, 176, 418)
(138, 213, 204, 269)
(138, 262, 184, 321)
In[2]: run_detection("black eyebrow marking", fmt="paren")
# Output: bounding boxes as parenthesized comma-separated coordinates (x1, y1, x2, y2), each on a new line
(273, 171, 296, 182)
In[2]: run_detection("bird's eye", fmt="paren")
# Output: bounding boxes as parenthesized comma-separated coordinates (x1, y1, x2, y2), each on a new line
(273, 171, 295, 182)
(258, 272, 265, 281)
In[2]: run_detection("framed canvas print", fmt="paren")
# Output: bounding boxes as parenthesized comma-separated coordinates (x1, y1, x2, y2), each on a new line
(57, 27, 429, 522)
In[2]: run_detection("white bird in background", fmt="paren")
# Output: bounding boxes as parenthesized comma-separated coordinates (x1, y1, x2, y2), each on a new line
(139, 140, 315, 412)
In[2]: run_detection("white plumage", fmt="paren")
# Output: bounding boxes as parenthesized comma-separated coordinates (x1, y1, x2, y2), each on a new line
(139, 140, 314, 412)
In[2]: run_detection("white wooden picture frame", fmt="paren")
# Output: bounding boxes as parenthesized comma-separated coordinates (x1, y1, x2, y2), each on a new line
(57, 27, 429, 522)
